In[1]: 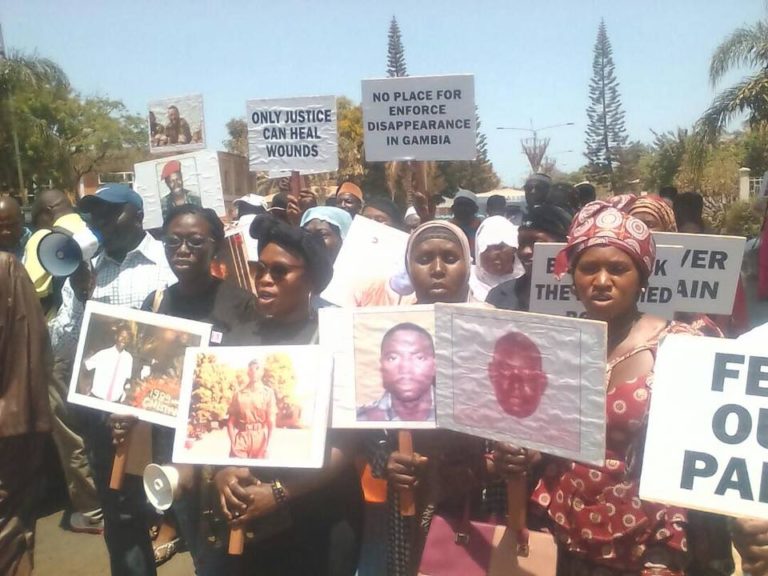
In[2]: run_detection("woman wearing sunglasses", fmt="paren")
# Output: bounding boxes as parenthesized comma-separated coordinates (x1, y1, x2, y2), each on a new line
(208, 214, 363, 576)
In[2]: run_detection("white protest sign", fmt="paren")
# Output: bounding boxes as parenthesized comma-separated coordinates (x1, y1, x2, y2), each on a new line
(148, 94, 206, 154)
(362, 74, 476, 161)
(653, 232, 746, 315)
(529, 243, 684, 319)
(246, 96, 337, 174)
(640, 334, 768, 519)
(134, 150, 226, 230)
(321, 216, 411, 308)
(434, 304, 607, 465)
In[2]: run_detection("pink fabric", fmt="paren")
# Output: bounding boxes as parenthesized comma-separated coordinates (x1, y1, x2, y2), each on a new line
(554, 200, 655, 279)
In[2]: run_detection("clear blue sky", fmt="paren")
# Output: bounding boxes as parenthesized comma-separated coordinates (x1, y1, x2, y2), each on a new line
(1, 0, 765, 187)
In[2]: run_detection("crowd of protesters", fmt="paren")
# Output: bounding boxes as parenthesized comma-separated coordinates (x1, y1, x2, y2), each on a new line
(1, 171, 768, 576)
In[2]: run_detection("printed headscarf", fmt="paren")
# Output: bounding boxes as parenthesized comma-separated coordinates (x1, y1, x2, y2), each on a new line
(300, 206, 353, 240)
(405, 220, 472, 286)
(628, 195, 677, 232)
(554, 200, 656, 281)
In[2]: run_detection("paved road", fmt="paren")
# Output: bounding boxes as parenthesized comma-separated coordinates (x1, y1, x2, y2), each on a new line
(36, 510, 194, 575)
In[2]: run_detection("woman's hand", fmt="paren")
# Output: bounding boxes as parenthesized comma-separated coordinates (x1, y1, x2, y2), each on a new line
(214, 467, 258, 521)
(230, 483, 279, 527)
(732, 518, 768, 575)
(386, 450, 428, 491)
(109, 414, 138, 446)
(492, 443, 540, 479)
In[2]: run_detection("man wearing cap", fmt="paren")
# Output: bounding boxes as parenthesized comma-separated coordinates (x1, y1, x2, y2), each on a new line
(335, 181, 364, 219)
(160, 160, 200, 218)
(450, 189, 482, 258)
(49, 183, 175, 575)
(523, 173, 552, 211)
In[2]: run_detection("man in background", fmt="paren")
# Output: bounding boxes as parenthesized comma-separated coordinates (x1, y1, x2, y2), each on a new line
(450, 189, 482, 257)
(485, 194, 507, 217)
(0, 195, 29, 261)
(335, 181, 364, 219)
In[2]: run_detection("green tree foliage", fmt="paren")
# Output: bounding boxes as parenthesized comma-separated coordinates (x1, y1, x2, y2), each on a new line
(337, 97, 364, 182)
(386, 17, 407, 78)
(642, 129, 690, 191)
(585, 20, 628, 184)
(724, 199, 764, 238)
(224, 118, 248, 157)
(698, 19, 768, 140)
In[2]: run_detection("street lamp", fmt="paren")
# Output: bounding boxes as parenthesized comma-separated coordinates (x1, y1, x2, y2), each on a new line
(496, 122, 575, 172)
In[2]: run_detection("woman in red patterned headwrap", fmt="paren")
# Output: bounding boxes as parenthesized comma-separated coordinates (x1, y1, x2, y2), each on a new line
(497, 201, 733, 576)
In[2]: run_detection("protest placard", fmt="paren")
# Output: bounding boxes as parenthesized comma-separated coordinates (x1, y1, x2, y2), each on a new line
(67, 302, 212, 428)
(148, 94, 205, 154)
(321, 216, 412, 308)
(320, 306, 437, 430)
(133, 150, 226, 229)
(246, 95, 338, 174)
(173, 346, 333, 468)
(640, 334, 768, 520)
(362, 74, 476, 161)
(529, 242, 684, 319)
(434, 304, 607, 465)
(652, 232, 745, 315)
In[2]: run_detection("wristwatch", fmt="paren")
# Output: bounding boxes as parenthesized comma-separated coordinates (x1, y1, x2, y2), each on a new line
(271, 479, 288, 507)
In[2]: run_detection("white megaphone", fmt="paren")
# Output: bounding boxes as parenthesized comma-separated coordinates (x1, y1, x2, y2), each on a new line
(143, 464, 181, 511)
(37, 225, 100, 277)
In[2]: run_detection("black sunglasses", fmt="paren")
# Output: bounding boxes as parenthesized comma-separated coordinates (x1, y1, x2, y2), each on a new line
(253, 261, 304, 283)
(162, 235, 212, 250)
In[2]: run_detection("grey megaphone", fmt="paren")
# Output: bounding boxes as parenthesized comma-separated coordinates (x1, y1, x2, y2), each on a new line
(143, 464, 193, 511)
(37, 226, 100, 277)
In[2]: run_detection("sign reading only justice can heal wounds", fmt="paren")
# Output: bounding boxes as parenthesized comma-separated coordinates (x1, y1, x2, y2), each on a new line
(640, 334, 768, 520)
(362, 74, 476, 161)
(247, 96, 338, 174)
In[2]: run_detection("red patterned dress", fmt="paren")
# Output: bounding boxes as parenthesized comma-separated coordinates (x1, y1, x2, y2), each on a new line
(531, 323, 698, 575)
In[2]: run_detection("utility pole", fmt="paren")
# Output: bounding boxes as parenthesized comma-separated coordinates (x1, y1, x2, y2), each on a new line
(497, 122, 575, 173)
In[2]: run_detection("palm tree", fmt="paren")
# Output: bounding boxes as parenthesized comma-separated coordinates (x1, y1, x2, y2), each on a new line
(698, 19, 768, 140)
(0, 39, 69, 202)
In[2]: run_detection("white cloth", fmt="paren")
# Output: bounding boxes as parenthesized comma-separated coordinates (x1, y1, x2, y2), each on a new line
(469, 216, 524, 302)
(50, 233, 175, 358)
(84, 346, 133, 402)
(737, 322, 768, 344)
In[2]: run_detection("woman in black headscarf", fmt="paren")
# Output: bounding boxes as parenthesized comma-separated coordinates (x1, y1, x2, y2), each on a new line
(486, 204, 573, 311)
(207, 215, 363, 576)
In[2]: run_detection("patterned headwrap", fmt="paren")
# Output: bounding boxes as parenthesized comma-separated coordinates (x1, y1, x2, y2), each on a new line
(628, 195, 677, 232)
(553, 200, 656, 281)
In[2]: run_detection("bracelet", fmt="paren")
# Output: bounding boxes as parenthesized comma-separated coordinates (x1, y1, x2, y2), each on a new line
(271, 479, 288, 507)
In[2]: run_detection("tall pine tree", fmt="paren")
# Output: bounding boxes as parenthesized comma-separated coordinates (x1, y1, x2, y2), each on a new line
(585, 19, 627, 184)
(387, 17, 407, 77)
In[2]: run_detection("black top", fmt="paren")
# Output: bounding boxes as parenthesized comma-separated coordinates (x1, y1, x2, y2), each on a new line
(486, 275, 527, 311)
(141, 278, 259, 335)
(144, 288, 362, 576)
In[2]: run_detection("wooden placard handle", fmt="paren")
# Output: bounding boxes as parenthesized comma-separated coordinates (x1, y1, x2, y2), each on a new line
(289, 170, 301, 198)
(398, 430, 416, 517)
(109, 427, 133, 491)
(228, 527, 245, 555)
(507, 474, 529, 557)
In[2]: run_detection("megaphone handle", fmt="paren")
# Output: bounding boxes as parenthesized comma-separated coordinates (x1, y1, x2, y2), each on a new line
(229, 527, 245, 555)
(398, 430, 416, 517)
(109, 427, 133, 491)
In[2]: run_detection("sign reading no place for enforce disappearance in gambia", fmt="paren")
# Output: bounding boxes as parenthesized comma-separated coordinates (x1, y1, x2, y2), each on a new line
(362, 74, 476, 162)
(640, 334, 768, 520)
(246, 95, 338, 174)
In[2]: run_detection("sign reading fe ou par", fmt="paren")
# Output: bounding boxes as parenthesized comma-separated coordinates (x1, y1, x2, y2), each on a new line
(362, 74, 476, 162)
(246, 95, 338, 174)
(640, 334, 768, 520)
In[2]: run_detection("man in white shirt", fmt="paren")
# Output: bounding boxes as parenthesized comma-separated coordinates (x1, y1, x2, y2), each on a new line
(50, 184, 174, 575)
(83, 327, 134, 403)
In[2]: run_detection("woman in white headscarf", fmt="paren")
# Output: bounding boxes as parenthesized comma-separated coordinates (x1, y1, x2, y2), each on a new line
(468, 215, 524, 302)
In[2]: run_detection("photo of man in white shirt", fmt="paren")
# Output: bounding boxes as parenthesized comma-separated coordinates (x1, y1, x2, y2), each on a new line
(83, 327, 134, 403)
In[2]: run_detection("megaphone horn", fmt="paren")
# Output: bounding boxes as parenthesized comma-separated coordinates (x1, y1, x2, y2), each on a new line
(37, 226, 100, 277)
(143, 464, 180, 511)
